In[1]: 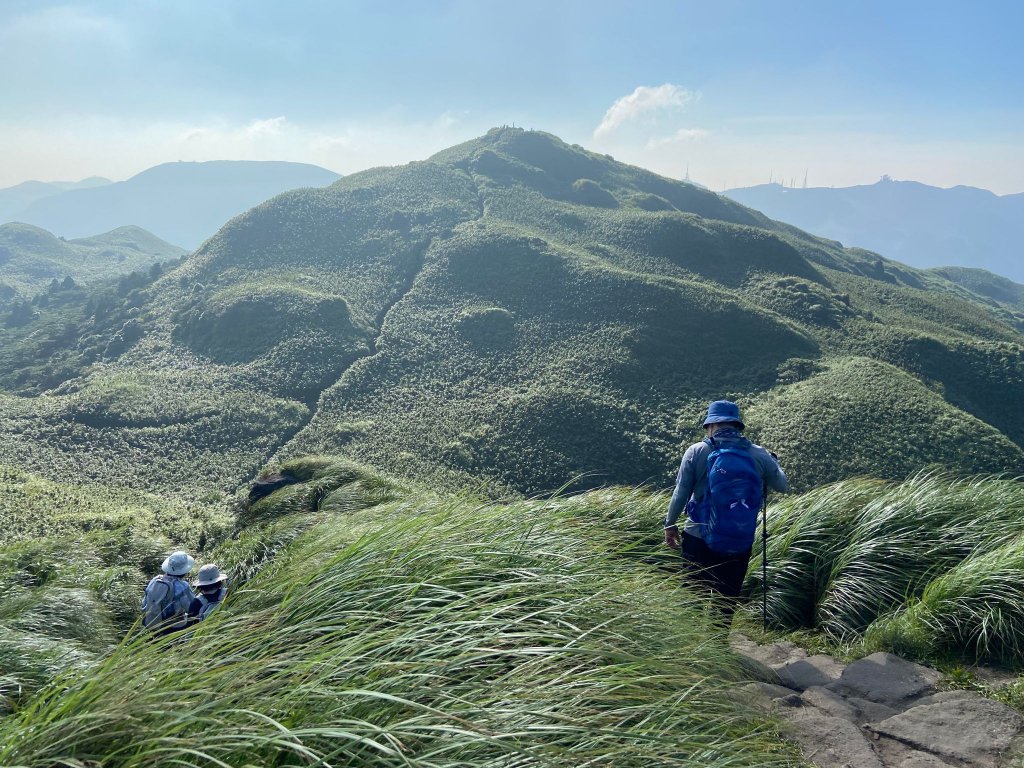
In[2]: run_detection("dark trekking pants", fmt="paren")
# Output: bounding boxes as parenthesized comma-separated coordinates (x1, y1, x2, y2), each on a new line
(680, 530, 752, 624)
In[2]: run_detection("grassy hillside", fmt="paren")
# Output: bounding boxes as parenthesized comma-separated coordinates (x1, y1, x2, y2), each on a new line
(0, 459, 801, 767)
(3, 458, 1024, 764)
(0, 263, 189, 394)
(929, 266, 1024, 329)
(0, 464, 226, 700)
(0, 222, 185, 306)
(0, 128, 1021, 499)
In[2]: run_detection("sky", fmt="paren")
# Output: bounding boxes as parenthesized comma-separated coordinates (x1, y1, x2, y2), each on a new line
(1, 0, 1022, 193)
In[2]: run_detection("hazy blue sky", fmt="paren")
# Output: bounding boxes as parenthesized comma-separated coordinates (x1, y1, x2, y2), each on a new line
(2, 0, 1021, 192)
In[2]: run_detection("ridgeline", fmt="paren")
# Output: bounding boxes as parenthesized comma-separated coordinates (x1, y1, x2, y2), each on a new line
(1, 127, 1020, 499)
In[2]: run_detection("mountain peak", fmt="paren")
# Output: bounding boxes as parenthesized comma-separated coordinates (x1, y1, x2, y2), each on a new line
(428, 127, 768, 229)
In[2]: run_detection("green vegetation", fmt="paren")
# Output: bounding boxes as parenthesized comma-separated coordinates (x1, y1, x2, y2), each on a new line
(1, 127, 1022, 499)
(931, 266, 1024, 318)
(0, 465, 227, 701)
(0, 458, 801, 767)
(747, 472, 1024, 665)
(0, 261, 183, 394)
(4, 129, 1024, 764)
(5, 456, 1024, 762)
(747, 357, 1023, 487)
(0, 223, 185, 307)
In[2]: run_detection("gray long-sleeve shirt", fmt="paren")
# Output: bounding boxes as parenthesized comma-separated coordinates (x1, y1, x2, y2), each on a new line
(664, 433, 788, 538)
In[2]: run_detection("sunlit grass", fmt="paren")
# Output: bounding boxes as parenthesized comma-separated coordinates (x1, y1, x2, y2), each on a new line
(0, 474, 800, 768)
(746, 472, 1024, 663)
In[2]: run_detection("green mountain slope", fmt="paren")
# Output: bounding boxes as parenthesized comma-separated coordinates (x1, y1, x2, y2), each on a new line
(0, 128, 1021, 498)
(0, 223, 186, 305)
(929, 266, 1024, 329)
(0, 459, 801, 767)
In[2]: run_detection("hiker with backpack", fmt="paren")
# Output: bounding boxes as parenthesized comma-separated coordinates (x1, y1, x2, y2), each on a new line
(141, 551, 196, 634)
(663, 400, 787, 619)
(188, 564, 228, 623)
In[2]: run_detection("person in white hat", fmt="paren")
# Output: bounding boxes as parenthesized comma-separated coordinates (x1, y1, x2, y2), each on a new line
(141, 551, 196, 633)
(188, 564, 228, 623)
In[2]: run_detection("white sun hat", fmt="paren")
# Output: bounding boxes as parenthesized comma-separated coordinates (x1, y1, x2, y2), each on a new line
(161, 551, 196, 576)
(195, 564, 227, 587)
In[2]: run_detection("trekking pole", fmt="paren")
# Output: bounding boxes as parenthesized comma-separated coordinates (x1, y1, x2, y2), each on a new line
(761, 482, 769, 632)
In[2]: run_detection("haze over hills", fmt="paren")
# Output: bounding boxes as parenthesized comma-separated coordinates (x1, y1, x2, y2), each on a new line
(0, 128, 1022, 500)
(0, 177, 111, 223)
(724, 177, 1024, 281)
(0, 222, 186, 305)
(11, 160, 341, 249)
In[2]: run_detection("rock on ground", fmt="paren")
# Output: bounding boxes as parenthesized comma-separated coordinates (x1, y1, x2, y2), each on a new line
(784, 707, 884, 768)
(730, 636, 1024, 768)
(826, 652, 940, 706)
(777, 654, 846, 690)
(869, 695, 1024, 768)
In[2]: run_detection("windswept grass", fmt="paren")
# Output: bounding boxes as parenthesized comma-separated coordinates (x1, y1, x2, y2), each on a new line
(0, 466, 229, 704)
(746, 472, 1024, 663)
(865, 531, 1024, 664)
(0, 465, 801, 768)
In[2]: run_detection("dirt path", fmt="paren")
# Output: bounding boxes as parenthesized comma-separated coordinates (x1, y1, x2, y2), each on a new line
(732, 635, 1024, 768)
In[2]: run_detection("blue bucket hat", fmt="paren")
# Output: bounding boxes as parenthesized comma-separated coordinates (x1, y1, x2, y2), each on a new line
(702, 400, 744, 429)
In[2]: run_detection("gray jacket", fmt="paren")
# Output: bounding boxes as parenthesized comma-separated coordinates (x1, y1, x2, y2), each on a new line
(664, 433, 788, 539)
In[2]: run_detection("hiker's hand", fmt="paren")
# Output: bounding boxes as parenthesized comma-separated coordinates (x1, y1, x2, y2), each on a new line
(664, 527, 681, 550)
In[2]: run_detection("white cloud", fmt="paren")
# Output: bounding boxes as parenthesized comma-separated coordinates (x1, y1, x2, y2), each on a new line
(167, 117, 294, 156)
(242, 116, 287, 139)
(646, 128, 711, 148)
(594, 84, 697, 137)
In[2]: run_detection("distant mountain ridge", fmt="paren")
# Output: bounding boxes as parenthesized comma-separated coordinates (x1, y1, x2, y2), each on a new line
(0, 177, 111, 224)
(0, 222, 185, 304)
(724, 177, 1024, 282)
(10, 160, 341, 249)
(0, 128, 1021, 501)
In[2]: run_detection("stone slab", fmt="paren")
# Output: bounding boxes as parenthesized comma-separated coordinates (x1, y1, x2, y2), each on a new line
(846, 696, 899, 725)
(898, 751, 958, 768)
(739, 681, 800, 701)
(907, 689, 978, 709)
(782, 707, 883, 768)
(801, 685, 859, 721)
(826, 652, 940, 705)
(871, 736, 958, 768)
(731, 634, 808, 667)
(869, 694, 1024, 767)
(777, 654, 846, 691)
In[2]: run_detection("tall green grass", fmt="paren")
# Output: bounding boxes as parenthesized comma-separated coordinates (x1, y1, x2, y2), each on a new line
(0, 466, 229, 705)
(865, 531, 1024, 664)
(746, 472, 1024, 663)
(0, 476, 799, 768)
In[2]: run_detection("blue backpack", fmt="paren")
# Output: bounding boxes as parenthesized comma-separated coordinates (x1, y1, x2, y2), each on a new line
(698, 438, 764, 555)
(142, 575, 190, 629)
